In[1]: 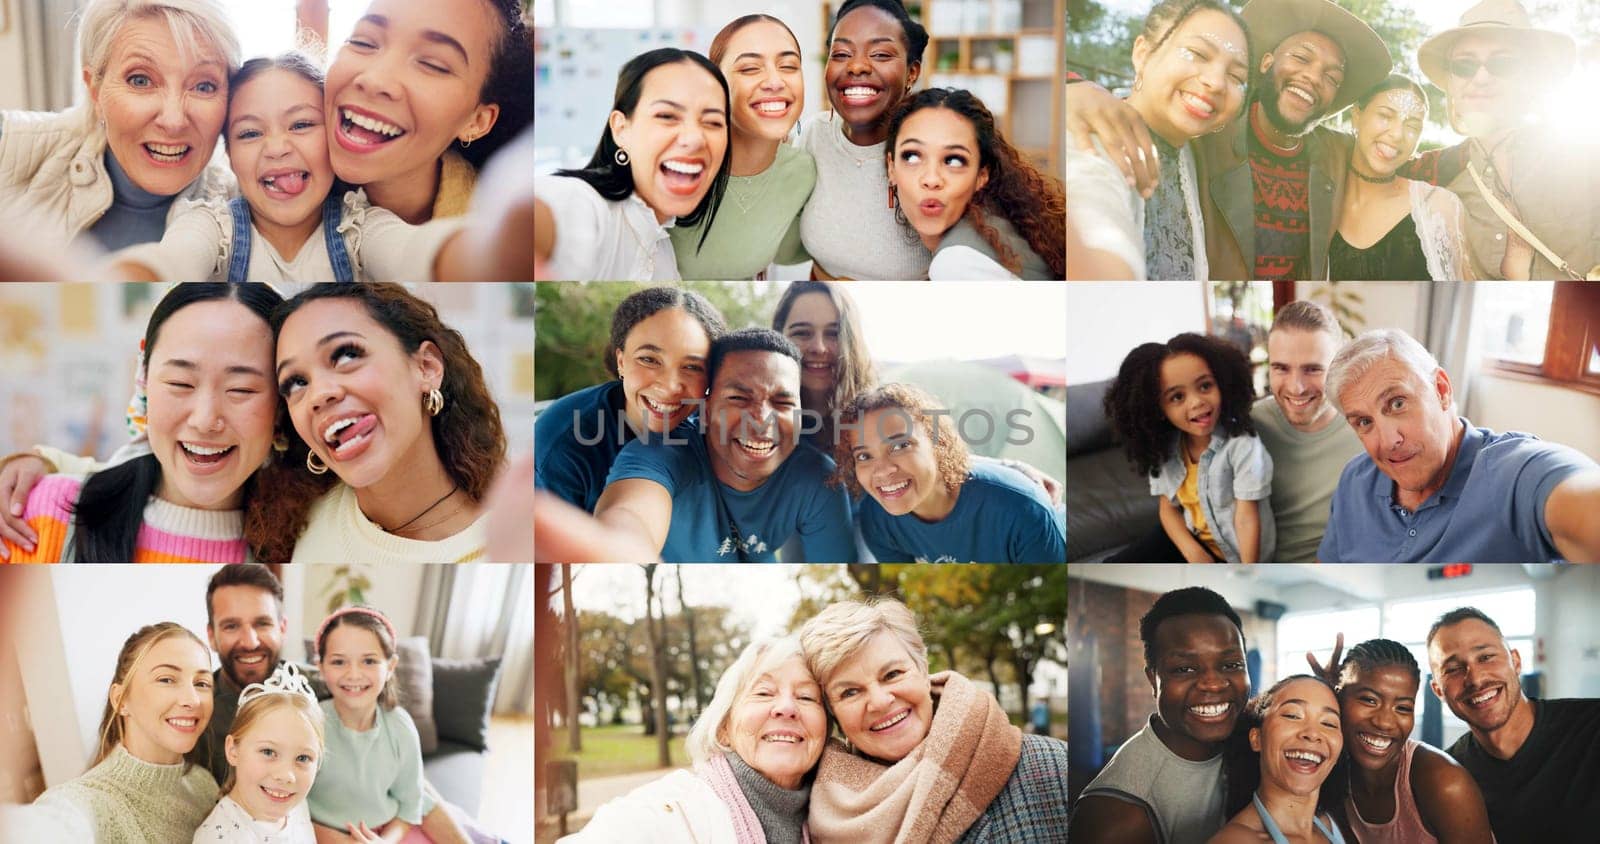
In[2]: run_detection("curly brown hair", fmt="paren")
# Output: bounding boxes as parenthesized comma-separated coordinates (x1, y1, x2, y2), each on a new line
(830, 383, 969, 498)
(885, 88, 1065, 277)
(1103, 332, 1257, 479)
(245, 284, 507, 563)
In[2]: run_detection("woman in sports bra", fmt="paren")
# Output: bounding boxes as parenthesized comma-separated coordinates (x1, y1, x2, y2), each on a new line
(1211, 675, 1348, 844)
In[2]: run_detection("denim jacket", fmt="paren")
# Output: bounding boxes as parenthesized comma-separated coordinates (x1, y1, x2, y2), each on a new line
(1150, 432, 1276, 563)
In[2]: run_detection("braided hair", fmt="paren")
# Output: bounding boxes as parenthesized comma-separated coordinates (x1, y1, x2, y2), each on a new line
(1336, 638, 1420, 693)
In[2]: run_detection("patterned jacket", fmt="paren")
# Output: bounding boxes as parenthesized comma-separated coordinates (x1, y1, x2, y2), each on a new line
(958, 733, 1068, 843)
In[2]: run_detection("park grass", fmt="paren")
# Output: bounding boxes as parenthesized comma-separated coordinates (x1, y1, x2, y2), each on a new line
(552, 724, 689, 780)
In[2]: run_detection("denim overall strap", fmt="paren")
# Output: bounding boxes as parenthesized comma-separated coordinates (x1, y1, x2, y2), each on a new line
(226, 197, 253, 282)
(322, 191, 356, 283)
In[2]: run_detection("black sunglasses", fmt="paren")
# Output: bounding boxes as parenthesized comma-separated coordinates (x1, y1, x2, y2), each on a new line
(1448, 55, 1521, 79)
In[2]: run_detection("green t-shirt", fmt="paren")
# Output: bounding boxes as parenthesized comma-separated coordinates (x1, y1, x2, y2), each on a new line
(1250, 395, 1364, 562)
(308, 701, 435, 828)
(670, 143, 816, 279)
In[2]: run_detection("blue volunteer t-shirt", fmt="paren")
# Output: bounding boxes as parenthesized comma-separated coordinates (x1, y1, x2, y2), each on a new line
(606, 431, 856, 563)
(859, 461, 1066, 562)
(1319, 420, 1595, 563)
(534, 381, 697, 513)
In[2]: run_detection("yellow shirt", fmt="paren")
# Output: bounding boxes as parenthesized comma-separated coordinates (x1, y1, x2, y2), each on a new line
(1176, 451, 1224, 561)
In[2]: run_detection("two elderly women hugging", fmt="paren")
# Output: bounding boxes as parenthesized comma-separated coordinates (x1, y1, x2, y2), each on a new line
(563, 598, 1068, 844)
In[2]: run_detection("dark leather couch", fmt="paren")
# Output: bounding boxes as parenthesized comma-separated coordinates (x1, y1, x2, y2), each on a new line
(1066, 378, 1159, 562)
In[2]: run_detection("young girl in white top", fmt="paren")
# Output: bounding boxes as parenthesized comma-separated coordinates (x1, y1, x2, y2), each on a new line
(194, 664, 324, 844)
(109, 52, 467, 283)
(533, 48, 732, 280)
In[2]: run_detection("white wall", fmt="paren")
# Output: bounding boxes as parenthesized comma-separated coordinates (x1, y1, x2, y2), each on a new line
(1466, 374, 1600, 461)
(297, 565, 429, 650)
(1066, 282, 1206, 384)
(1295, 281, 1429, 336)
(0, 7, 26, 110)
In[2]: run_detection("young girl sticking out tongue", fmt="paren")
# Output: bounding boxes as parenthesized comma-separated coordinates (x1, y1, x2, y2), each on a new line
(110, 52, 471, 283)
(195, 664, 324, 844)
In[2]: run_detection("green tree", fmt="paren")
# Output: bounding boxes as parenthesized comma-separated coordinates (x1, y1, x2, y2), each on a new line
(535, 282, 784, 401)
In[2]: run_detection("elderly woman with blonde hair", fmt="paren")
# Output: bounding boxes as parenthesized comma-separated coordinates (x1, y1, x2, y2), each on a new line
(562, 635, 827, 843)
(799, 598, 1067, 842)
(0, 0, 240, 249)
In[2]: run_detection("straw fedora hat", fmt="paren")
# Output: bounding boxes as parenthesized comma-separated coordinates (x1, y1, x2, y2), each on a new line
(1418, 0, 1576, 90)
(1242, 0, 1392, 116)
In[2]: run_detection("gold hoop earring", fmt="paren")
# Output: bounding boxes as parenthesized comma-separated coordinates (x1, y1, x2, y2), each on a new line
(272, 432, 289, 453)
(306, 451, 329, 475)
(425, 388, 445, 417)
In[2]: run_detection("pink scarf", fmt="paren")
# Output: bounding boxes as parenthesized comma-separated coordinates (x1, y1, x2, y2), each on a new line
(697, 752, 812, 844)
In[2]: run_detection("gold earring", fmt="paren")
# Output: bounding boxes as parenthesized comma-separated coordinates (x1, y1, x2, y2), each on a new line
(272, 432, 289, 453)
(306, 451, 329, 475)
(425, 388, 445, 417)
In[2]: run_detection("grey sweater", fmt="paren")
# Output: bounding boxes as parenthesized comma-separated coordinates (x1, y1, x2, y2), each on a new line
(797, 111, 931, 280)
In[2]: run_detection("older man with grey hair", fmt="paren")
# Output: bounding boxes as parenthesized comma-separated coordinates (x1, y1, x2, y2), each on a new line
(1318, 329, 1600, 562)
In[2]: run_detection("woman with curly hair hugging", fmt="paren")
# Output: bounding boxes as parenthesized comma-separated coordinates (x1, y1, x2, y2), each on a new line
(251, 283, 506, 563)
(1103, 332, 1274, 563)
(883, 88, 1064, 279)
(833, 382, 1064, 563)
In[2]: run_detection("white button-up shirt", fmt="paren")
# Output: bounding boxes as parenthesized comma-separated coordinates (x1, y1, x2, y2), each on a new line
(534, 173, 678, 280)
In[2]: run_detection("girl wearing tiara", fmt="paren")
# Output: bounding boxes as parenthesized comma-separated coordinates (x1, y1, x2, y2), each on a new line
(310, 606, 470, 843)
(195, 664, 323, 843)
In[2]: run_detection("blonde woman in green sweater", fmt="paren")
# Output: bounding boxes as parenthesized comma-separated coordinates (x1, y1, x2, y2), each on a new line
(669, 14, 817, 280)
(1, 623, 218, 842)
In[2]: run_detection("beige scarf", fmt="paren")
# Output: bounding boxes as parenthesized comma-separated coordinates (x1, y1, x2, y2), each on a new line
(807, 670, 1023, 844)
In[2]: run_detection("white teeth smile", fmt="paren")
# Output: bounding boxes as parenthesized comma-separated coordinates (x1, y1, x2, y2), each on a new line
(879, 480, 910, 494)
(641, 395, 680, 415)
(145, 143, 189, 161)
(1359, 733, 1394, 751)
(1287, 86, 1315, 107)
(763, 733, 802, 743)
(168, 718, 197, 728)
(181, 442, 233, 456)
(236, 654, 266, 664)
(322, 417, 356, 445)
(1180, 92, 1214, 115)
(261, 786, 293, 799)
(1470, 688, 1499, 705)
(662, 160, 704, 175)
(342, 108, 403, 137)
(1189, 703, 1229, 717)
(843, 86, 879, 98)
(1285, 749, 1325, 764)
(755, 101, 789, 113)
(736, 438, 776, 455)
(870, 710, 909, 731)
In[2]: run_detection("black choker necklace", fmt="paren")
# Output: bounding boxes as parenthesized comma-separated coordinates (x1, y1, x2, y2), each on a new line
(1352, 158, 1396, 184)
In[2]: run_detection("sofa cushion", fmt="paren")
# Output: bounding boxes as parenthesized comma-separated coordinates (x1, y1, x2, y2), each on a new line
(423, 739, 488, 817)
(396, 637, 438, 754)
(432, 657, 502, 752)
(1066, 379, 1115, 458)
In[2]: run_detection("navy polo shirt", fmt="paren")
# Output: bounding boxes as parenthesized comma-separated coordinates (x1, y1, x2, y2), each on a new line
(534, 381, 696, 513)
(606, 431, 856, 563)
(859, 461, 1066, 563)
(1319, 420, 1595, 562)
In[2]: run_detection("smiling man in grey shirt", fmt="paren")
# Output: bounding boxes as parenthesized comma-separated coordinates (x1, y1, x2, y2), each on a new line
(1250, 301, 1361, 562)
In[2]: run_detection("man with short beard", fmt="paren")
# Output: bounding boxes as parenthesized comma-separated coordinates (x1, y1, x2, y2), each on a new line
(1426, 607, 1600, 843)
(595, 328, 856, 562)
(201, 563, 288, 783)
(1249, 300, 1360, 562)
(1070, 587, 1251, 844)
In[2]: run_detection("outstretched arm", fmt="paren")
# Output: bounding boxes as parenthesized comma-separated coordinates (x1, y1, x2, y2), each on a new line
(1067, 80, 1159, 197)
(1545, 470, 1600, 562)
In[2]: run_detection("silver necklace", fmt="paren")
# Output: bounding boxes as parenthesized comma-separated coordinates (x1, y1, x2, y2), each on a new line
(727, 172, 771, 215)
